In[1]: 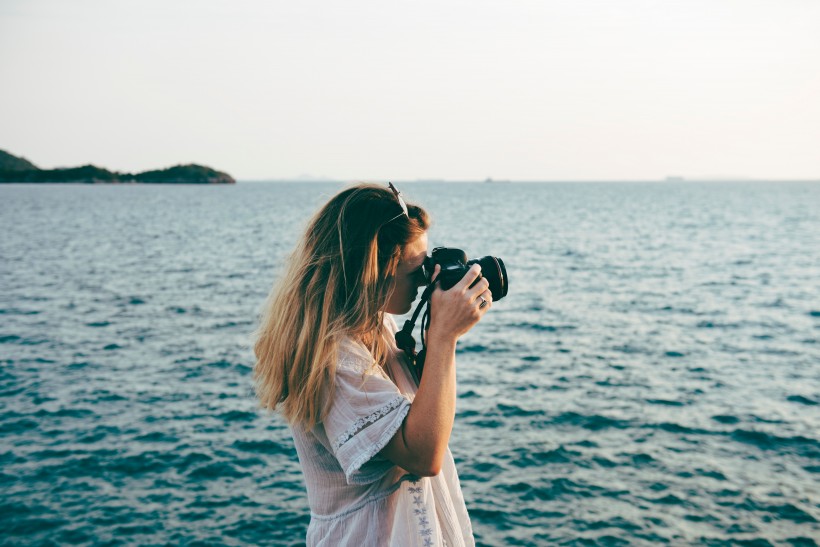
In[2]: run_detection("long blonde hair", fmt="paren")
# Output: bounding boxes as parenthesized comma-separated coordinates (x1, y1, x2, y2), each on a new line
(253, 183, 430, 429)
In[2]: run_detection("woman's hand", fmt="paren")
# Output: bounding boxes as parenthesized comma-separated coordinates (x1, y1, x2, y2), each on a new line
(427, 263, 492, 344)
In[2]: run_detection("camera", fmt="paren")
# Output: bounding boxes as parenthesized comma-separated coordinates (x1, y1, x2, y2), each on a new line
(424, 247, 508, 301)
(394, 246, 509, 379)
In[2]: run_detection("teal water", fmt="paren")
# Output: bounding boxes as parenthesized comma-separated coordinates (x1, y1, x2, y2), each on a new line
(1, 182, 818, 546)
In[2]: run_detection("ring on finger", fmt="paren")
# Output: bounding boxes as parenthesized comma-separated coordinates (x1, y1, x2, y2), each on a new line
(479, 296, 489, 309)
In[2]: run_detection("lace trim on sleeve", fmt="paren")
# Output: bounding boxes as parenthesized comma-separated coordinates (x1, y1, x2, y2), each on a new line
(345, 399, 411, 483)
(331, 394, 408, 452)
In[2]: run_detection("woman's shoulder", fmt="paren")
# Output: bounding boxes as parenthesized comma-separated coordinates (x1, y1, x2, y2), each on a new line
(336, 338, 376, 375)
(336, 314, 398, 371)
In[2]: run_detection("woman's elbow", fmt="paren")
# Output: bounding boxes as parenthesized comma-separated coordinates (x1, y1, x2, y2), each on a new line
(384, 429, 446, 477)
(407, 463, 441, 477)
(406, 452, 443, 477)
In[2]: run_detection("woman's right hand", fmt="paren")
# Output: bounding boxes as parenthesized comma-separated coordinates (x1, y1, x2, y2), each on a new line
(427, 263, 492, 344)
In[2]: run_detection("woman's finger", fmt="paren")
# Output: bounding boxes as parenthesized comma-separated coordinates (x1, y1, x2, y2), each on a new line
(467, 277, 490, 301)
(475, 289, 492, 310)
(429, 264, 441, 284)
(453, 264, 482, 292)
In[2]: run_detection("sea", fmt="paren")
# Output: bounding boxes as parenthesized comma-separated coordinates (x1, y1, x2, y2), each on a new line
(1, 181, 818, 546)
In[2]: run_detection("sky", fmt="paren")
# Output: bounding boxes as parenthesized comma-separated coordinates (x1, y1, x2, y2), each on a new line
(1, 0, 819, 181)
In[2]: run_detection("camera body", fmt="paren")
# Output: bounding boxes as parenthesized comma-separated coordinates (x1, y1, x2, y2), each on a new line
(425, 247, 508, 301)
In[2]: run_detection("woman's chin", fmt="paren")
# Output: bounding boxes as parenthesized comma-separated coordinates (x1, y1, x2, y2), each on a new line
(385, 302, 413, 316)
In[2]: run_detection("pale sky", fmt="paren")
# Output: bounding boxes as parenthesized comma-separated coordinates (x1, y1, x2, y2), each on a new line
(1, 0, 818, 181)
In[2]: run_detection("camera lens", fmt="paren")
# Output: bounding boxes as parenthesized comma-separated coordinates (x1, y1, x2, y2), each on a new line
(469, 256, 508, 301)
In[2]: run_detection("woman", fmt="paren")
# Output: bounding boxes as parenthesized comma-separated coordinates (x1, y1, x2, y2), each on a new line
(253, 183, 492, 546)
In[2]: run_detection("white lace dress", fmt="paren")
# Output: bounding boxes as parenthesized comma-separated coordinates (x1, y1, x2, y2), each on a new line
(288, 315, 475, 547)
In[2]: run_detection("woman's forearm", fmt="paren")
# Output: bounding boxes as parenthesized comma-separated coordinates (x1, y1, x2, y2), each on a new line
(379, 334, 457, 476)
(402, 334, 457, 475)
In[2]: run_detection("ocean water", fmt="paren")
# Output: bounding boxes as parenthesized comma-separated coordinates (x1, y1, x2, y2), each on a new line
(0, 181, 818, 546)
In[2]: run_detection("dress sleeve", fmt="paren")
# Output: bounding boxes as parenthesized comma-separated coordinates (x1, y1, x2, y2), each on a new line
(323, 346, 411, 485)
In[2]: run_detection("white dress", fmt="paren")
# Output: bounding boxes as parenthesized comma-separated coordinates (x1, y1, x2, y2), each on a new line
(289, 315, 475, 547)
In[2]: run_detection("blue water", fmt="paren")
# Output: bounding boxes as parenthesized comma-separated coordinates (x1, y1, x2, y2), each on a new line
(1, 181, 818, 546)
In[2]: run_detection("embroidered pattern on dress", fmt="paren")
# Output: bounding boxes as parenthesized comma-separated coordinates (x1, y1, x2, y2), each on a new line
(407, 478, 434, 546)
(331, 395, 406, 451)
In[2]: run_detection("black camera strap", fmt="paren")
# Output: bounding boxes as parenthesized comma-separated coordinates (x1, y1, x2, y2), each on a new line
(394, 282, 438, 382)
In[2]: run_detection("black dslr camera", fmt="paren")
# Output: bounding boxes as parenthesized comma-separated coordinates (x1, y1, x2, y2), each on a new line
(395, 246, 509, 380)
(424, 247, 508, 301)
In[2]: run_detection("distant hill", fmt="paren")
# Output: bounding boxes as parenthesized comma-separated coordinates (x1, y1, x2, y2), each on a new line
(132, 164, 234, 184)
(0, 149, 39, 171)
(0, 150, 235, 184)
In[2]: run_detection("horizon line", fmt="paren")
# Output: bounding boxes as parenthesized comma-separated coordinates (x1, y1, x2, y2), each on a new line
(236, 177, 820, 184)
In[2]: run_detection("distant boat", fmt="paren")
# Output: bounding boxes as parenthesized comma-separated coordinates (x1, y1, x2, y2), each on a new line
(484, 177, 510, 183)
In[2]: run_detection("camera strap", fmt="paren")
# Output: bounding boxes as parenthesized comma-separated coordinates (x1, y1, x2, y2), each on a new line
(394, 282, 438, 381)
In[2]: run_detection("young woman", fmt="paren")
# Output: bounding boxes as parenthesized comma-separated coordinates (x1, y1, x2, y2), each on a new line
(253, 183, 492, 546)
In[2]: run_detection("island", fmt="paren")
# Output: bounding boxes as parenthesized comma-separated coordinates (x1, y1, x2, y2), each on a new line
(0, 149, 235, 184)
